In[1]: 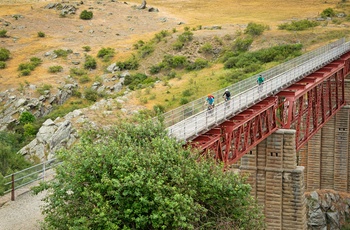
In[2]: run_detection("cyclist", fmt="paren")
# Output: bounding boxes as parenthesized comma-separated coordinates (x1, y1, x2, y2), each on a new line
(205, 94, 215, 111)
(222, 89, 231, 101)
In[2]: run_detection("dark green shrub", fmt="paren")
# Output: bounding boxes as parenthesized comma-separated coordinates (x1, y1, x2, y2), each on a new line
(18, 63, 35, 71)
(23, 123, 38, 137)
(178, 31, 193, 43)
(124, 73, 155, 90)
(37, 84, 52, 95)
(80, 10, 93, 20)
(37, 31, 45, 37)
(153, 104, 165, 114)
(49, 65, 63, 73)
(54, 49, 72, 58)
(84, 88, 98, 102)
(139, 44, 154, 58)
(97, 47, 114, 61)
(163, 55, 188, 68)
(149, 63, 163, 74)
(115, 56, 139, 70)
(172, 40, 184, 50)
(20, 69, 31, 76)
(153, 30, 170, 42)
(79, 75, 90, 83)
(180, 97, 189, 105)
(231, 37, 254, 52)
(84, 55, 97, 69)
(185, 58, 209, 71)
(19, 111, 35, 124)
(82, 46, 91, 52)
(133, 40, 145, 50)
(244, 22, 268, 36)
(278, 19, 320, 31)
(182, 89, 193, 97)
(199, 43, 213, 54)
(29, 57, 42, 67)
(70, 67, 86, 76)
(0, 48, 10, 61)
(0, 29, 7, 38)
(321, 8, 336, 18)
(0, 61, 6, 69)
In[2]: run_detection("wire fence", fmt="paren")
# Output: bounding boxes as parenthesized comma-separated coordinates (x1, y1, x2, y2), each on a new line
(1, 158, 60, 201)
(162, 38, 347, 128)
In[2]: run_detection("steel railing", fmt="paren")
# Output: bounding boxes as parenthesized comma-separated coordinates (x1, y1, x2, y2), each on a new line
(165, 38, 350, 141)
(2, 158, 61, 201)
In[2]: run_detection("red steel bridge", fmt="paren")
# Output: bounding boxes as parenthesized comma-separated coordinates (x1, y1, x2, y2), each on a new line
(164, 38, 350, 167)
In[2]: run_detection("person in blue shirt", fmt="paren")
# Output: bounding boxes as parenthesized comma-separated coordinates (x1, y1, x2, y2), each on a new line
(257, 75, 264, 92)
(205, 94, 215, 110)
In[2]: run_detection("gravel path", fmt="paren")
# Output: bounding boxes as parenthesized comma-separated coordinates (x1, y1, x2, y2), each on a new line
(0, 190, 46, 230)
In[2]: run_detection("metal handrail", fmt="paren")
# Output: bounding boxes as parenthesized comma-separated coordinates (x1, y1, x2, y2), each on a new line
(166, 38, 350, 141)
(162, 38, 346, 128)
(2, 158, 61, 200)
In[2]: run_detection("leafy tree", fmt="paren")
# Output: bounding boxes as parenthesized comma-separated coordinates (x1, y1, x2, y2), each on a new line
(35, 119, 264, 229)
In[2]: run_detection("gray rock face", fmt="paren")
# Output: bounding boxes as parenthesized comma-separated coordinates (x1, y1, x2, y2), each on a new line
(306, 190, 349, 229)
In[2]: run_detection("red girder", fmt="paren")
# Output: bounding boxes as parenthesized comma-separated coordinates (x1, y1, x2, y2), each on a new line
(189, 97, 278, 166)
(276, 58, 347, 150)
(186, 50, 350, 166)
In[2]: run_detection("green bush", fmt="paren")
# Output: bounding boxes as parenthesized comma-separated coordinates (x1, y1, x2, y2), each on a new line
(84, 55, 97, 69)
(199, 43, 213, 54)
(244, 22, 268, 36)
(0, 131, 32, 180)
(48, 65, 63, 73)
(124, 73, 155, 90)
(133, 40, 145, 50)
(32, 120, 264, 229)
(185, 58, 209, 71)
(19, 111, 35, 124)
(321, 8, 336, 18)
(182, 89, 193, 97)
(163, 55, 188, 68)
(23, 123, 38, 137)
(153, 30, 170, 42)
(82, 46, 91, 52)
(0, 29, 7, 38)
(278, 19, 320, 31)
(37, 31, 45, 37)
(0, 61, 6, 69)
(84, 88, 98, 102)
(172, 40, 184, 50)
(80, 10, 93, 20)
(29, 57, 42, 67)
(115, 56, 139, 70)
(231, 37, 254, 52)
(20, 69, 31, 76)
(53, 49, 72, 58)
(79, 75, 90, 83)
(139, 44, 155, 58)
(70, 67, 86, 76)
(97, 47, 114, 61)
(180, 97, 189, 105)
(178, 31, 194, 43)
(37, 84, 52, 95)
(0, 48, 10, 61)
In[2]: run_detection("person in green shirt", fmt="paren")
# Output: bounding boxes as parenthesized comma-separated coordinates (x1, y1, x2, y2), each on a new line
(257, 75, 264, 92)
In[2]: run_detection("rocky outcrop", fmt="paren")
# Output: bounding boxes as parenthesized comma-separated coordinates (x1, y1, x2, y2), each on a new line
(306, 189, 350, 229)
(18, 91, 145, 162)
(0, 83, 78, 131)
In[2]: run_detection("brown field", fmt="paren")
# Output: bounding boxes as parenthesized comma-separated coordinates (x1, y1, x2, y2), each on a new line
(0, 0, 349, 110)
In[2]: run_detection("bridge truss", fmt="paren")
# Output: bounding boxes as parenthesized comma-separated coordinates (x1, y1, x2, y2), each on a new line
(188, 52, 350, 167)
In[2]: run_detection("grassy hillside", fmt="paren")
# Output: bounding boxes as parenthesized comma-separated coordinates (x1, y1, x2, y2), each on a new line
(1, 0, 350, 112)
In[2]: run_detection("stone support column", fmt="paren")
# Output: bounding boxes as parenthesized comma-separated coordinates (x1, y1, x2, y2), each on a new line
(240, 129, 306, 230)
